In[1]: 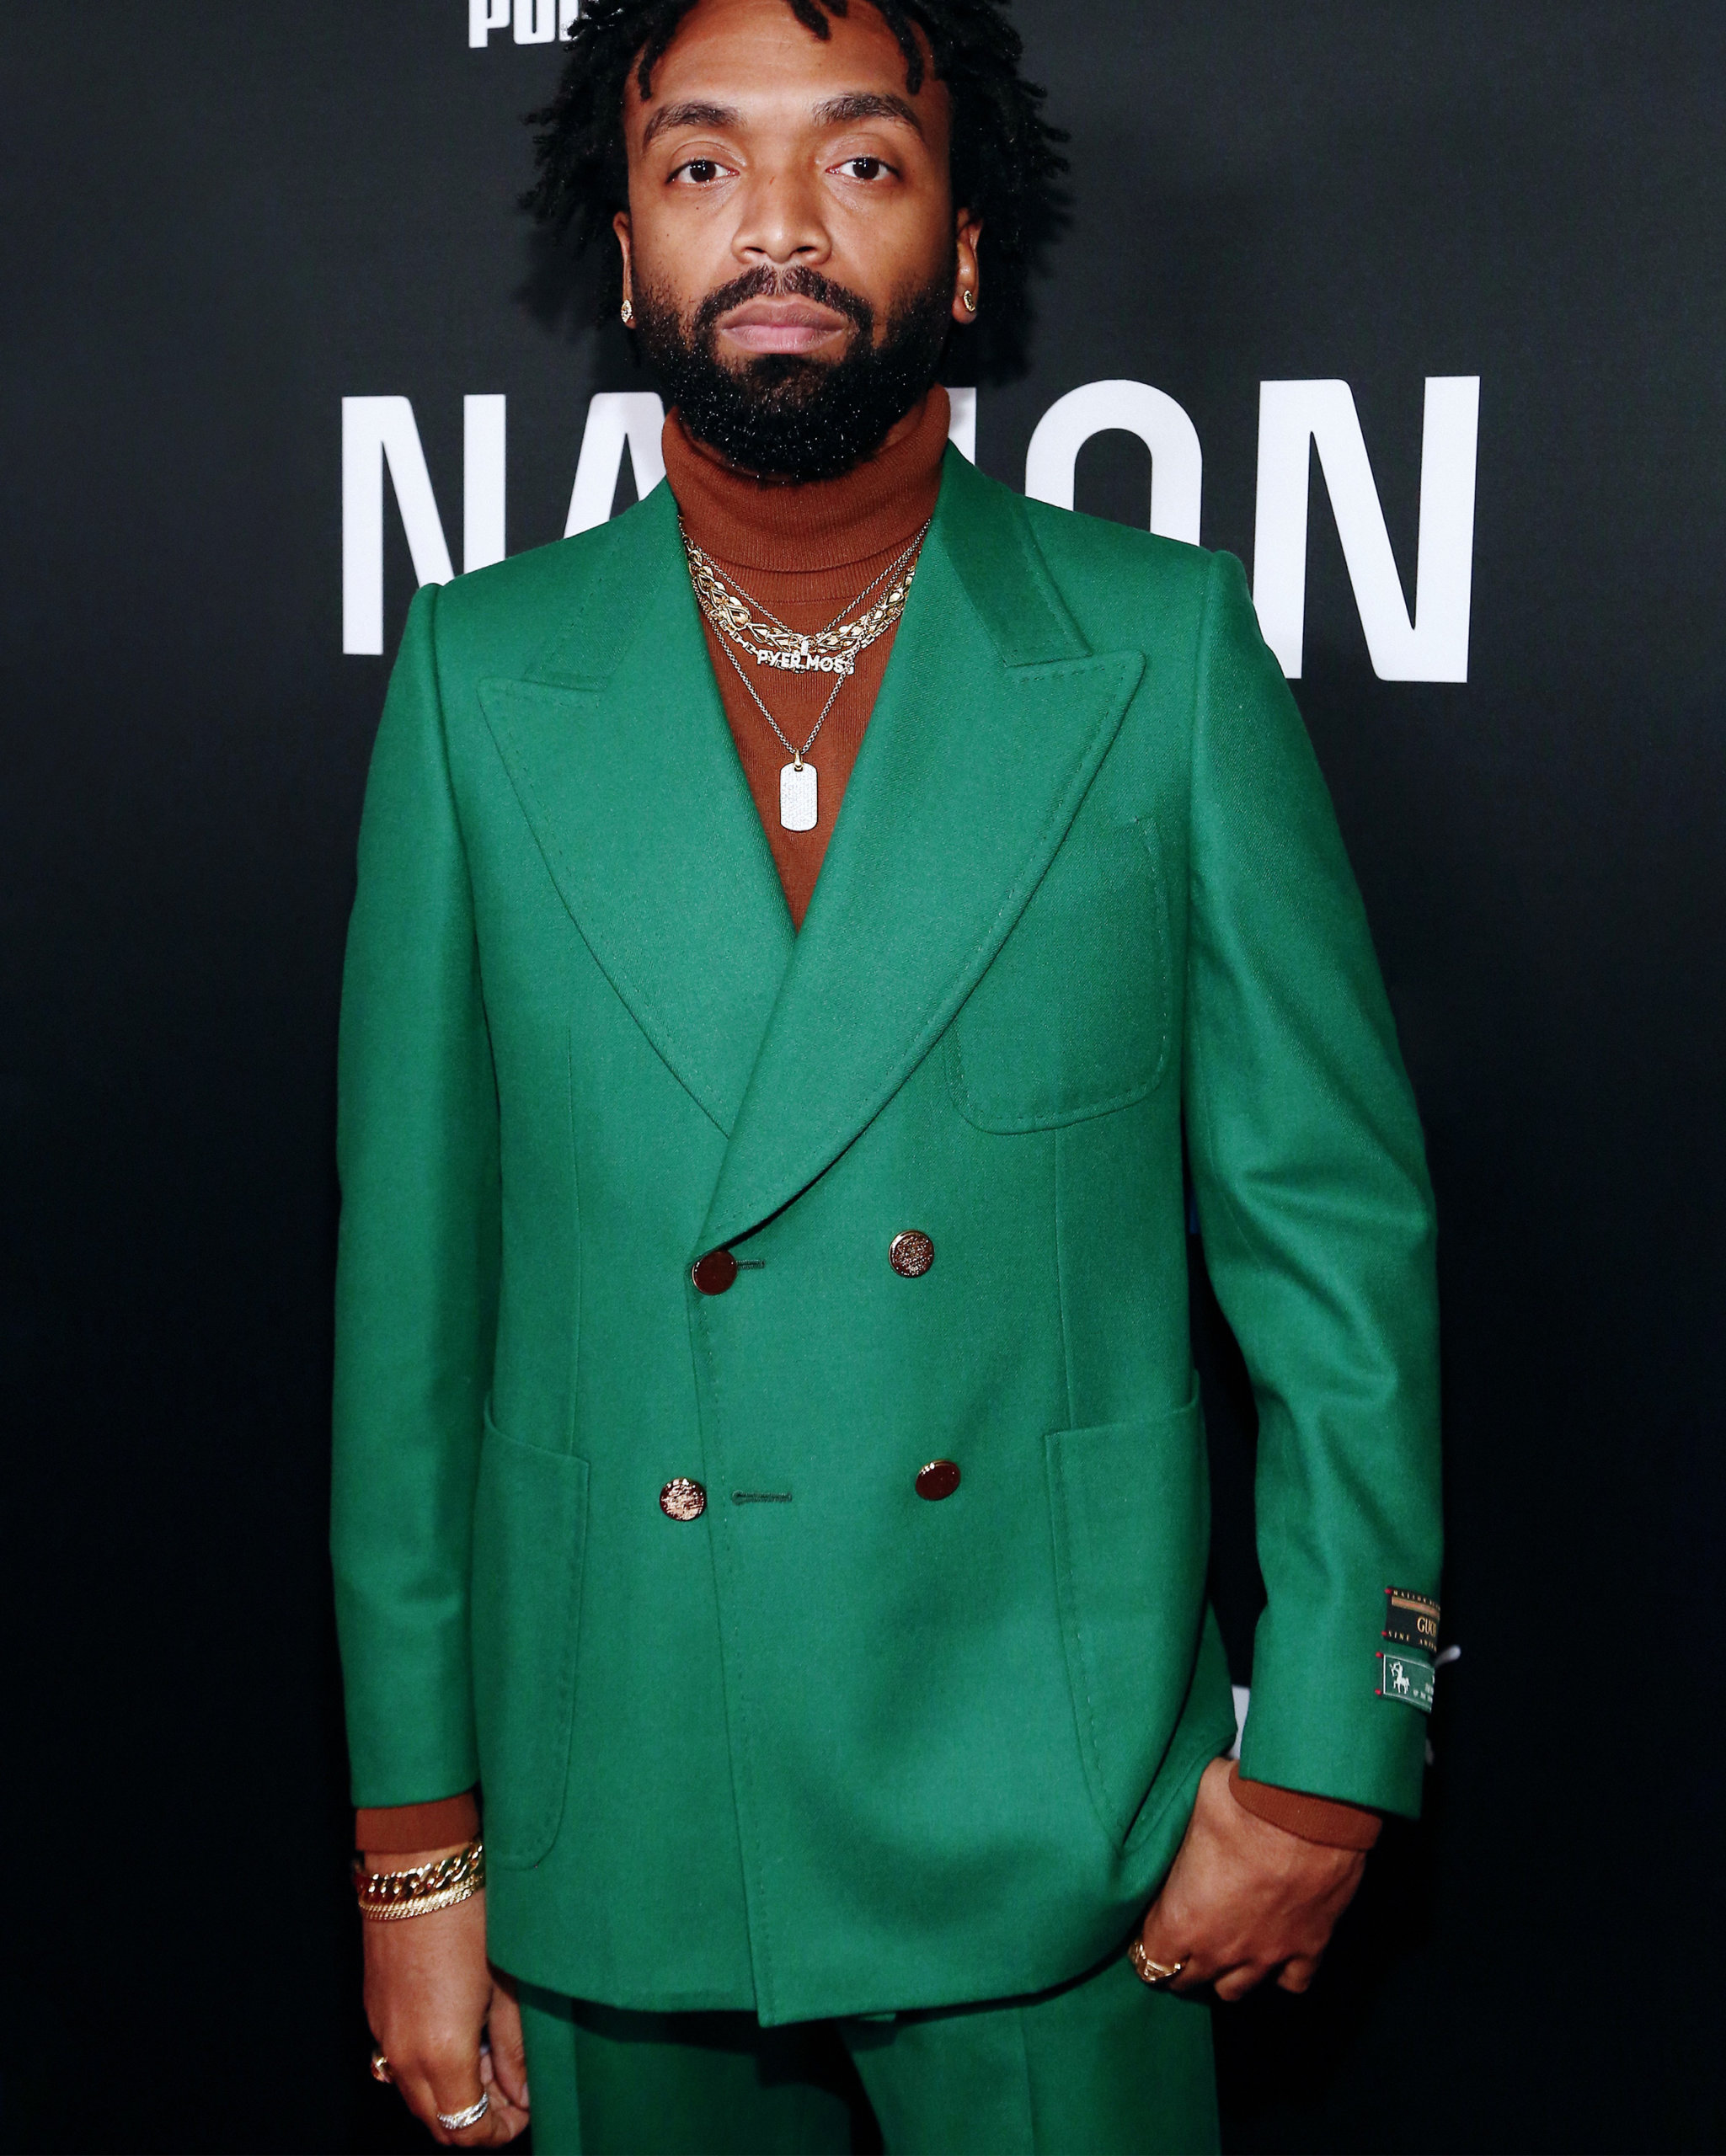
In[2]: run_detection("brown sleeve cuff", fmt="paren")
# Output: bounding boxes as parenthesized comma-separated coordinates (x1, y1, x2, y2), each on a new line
(355, 1790, 479, 1856)
(1228, 1762, 1382, 1849)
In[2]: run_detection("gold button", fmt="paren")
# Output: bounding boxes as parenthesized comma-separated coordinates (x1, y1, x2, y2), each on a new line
(916, 1460, 960, 1501)
(660, 1478, 707, 1521)
(890, 1230, 934, 1278)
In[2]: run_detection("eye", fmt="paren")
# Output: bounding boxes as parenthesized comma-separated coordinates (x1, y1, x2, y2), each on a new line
(835, 155, 890, 181)
(673, 157, 728, 185)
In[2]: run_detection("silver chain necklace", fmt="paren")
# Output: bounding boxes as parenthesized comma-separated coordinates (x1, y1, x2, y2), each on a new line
(681, 520, 930, 830)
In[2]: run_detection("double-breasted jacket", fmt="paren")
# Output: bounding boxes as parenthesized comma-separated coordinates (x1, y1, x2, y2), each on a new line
(332, 450, 1441, 2025)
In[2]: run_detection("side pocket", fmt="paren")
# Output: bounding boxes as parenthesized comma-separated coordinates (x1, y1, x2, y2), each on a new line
(470, 1408, 590, 1869)
(1045, 1394, 1210, 1849)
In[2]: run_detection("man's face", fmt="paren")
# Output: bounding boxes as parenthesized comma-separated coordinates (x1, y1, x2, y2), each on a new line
(614, 0, 981, 477)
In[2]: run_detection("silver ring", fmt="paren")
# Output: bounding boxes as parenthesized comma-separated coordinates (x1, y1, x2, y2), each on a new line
(436, 2091, 490, 2132)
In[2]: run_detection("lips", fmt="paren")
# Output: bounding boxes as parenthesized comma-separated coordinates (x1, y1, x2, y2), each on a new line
(718, 298, 852, 355)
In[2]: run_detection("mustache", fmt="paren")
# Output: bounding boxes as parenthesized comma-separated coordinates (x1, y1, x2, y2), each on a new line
(689, 264, 874, 343)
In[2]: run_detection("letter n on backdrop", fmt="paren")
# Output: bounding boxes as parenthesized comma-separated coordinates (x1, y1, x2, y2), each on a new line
(341, 396, 505, 655)
(1252, 376, 1480, 681)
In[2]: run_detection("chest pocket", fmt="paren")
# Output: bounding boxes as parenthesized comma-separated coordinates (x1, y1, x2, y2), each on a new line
(947, 816, 1172, 1132)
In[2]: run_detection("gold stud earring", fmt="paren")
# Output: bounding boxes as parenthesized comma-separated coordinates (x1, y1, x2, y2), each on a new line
(620, 297, 634, 327)
(961, 289, 977, 315)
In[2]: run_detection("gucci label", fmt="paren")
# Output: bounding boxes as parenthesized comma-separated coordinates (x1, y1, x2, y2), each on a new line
(1382, 1587, 1440, 1654)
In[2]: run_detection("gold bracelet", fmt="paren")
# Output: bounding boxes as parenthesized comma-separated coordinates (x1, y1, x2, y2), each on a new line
(351, 1838, 486, 1922)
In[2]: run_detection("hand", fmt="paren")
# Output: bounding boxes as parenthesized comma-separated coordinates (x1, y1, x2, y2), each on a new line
(363, 1847, 530, 2146)
(1136, 1758, 1367, 2001)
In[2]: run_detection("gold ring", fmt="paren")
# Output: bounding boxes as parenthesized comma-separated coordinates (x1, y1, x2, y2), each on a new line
(1128, 1936, 1189, 1987)
(370, 2048, 393, 2084)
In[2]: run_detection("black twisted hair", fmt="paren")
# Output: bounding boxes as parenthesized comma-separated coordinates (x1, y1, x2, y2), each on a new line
(521, 0, 1066, 376)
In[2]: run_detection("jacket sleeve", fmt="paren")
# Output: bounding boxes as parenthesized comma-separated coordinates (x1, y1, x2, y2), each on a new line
(1183, 549, 1441, 1818)
(331, 582, 500, 1810)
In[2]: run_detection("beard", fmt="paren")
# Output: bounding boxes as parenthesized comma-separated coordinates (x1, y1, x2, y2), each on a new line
(633, 259, 954, 483)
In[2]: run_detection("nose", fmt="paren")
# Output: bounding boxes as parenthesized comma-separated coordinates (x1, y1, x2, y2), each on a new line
(730, 163, 831, 272)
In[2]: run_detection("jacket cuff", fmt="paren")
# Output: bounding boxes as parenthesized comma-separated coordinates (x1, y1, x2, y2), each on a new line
(1229, 1763, 1381, 1849)
(355, 1790, 480, 1855)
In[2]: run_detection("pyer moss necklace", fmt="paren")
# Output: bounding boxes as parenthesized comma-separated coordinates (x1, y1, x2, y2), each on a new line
(681, 518, 930, 830)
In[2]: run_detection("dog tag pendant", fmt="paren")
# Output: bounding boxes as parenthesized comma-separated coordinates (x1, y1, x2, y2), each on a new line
(780, 759, 817, 831)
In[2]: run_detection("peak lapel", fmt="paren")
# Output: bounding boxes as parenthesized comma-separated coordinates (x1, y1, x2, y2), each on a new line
(699, 455, 1146, 1252)
(479, 487, 793, 1138)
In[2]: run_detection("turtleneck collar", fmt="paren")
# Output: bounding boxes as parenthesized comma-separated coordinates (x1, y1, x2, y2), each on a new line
(660, 385, 950, 575)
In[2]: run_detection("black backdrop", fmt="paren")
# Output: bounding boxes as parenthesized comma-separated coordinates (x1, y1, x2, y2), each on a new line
(3, 6, 1723, 2152)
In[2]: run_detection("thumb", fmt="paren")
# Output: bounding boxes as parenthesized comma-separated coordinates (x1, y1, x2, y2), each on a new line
(488, 1974, 530, 2111)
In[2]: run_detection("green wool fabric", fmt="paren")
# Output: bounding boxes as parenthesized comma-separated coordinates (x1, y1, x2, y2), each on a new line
(332, 449, 1441, 2024)
(517, 1951, 1219, 2155)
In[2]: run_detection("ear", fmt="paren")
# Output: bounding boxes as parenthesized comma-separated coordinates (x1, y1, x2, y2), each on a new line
(951, 209, 982, 326)
(612, 211, 634, 310)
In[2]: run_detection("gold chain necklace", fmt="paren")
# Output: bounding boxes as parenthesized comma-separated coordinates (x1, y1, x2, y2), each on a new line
(681, 520, 929, 675)
(680, 519, 930, 830)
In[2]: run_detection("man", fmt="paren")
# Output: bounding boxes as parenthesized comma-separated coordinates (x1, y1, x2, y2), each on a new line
(333, 0, 1442, 2148)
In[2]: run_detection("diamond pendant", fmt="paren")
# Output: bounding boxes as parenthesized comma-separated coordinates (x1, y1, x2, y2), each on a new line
(779, 760, 817, 831)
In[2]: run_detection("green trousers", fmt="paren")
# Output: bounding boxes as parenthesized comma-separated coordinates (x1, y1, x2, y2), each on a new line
(516, 1951, 1217, 2155)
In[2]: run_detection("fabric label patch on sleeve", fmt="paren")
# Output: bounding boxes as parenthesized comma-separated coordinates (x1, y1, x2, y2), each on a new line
(1382, 1587, 1440, 1654)
(1376, 1650, 1435, 1713)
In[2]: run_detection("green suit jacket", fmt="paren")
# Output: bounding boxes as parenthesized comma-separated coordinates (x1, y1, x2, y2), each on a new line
(333, 447, 1440, 2025)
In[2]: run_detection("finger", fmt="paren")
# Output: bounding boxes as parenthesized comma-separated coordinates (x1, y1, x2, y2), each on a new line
(487, 1981, 531, 2111)
(429, 2063, 532, 2149)
(455, 2097, 529, 2148)
(1276, 1955, 1323, 1994)
(390, 2066, 455, 2143)
(475, 2092, 532, 2145)
(1137, 1900, 1197, 1977)
(461, 2053, 530, 2148)
(422, 2062, 491, 2148)
(1212, 1961, 1271, 2004)
(387, 2060, 478, 2146)
(1142, 1903, 1236, 1997)
(1140, 1940, 1204, 1993)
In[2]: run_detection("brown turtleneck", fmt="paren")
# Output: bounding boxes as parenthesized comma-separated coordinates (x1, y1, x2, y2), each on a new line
(660, 384, 950, 927)
(354, 388, 1380, 1864)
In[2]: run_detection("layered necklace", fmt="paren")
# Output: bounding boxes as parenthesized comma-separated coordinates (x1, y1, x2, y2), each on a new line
(681, 515, 931, 830)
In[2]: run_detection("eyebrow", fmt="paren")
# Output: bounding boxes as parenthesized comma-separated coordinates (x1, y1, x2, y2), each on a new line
(812, 91, 924, 137)
(641, 99, 740, 149)
(639, 88, 925, 151)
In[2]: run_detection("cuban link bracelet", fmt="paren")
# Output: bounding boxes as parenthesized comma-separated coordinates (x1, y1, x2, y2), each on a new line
(352, 1838, 486, 1921)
